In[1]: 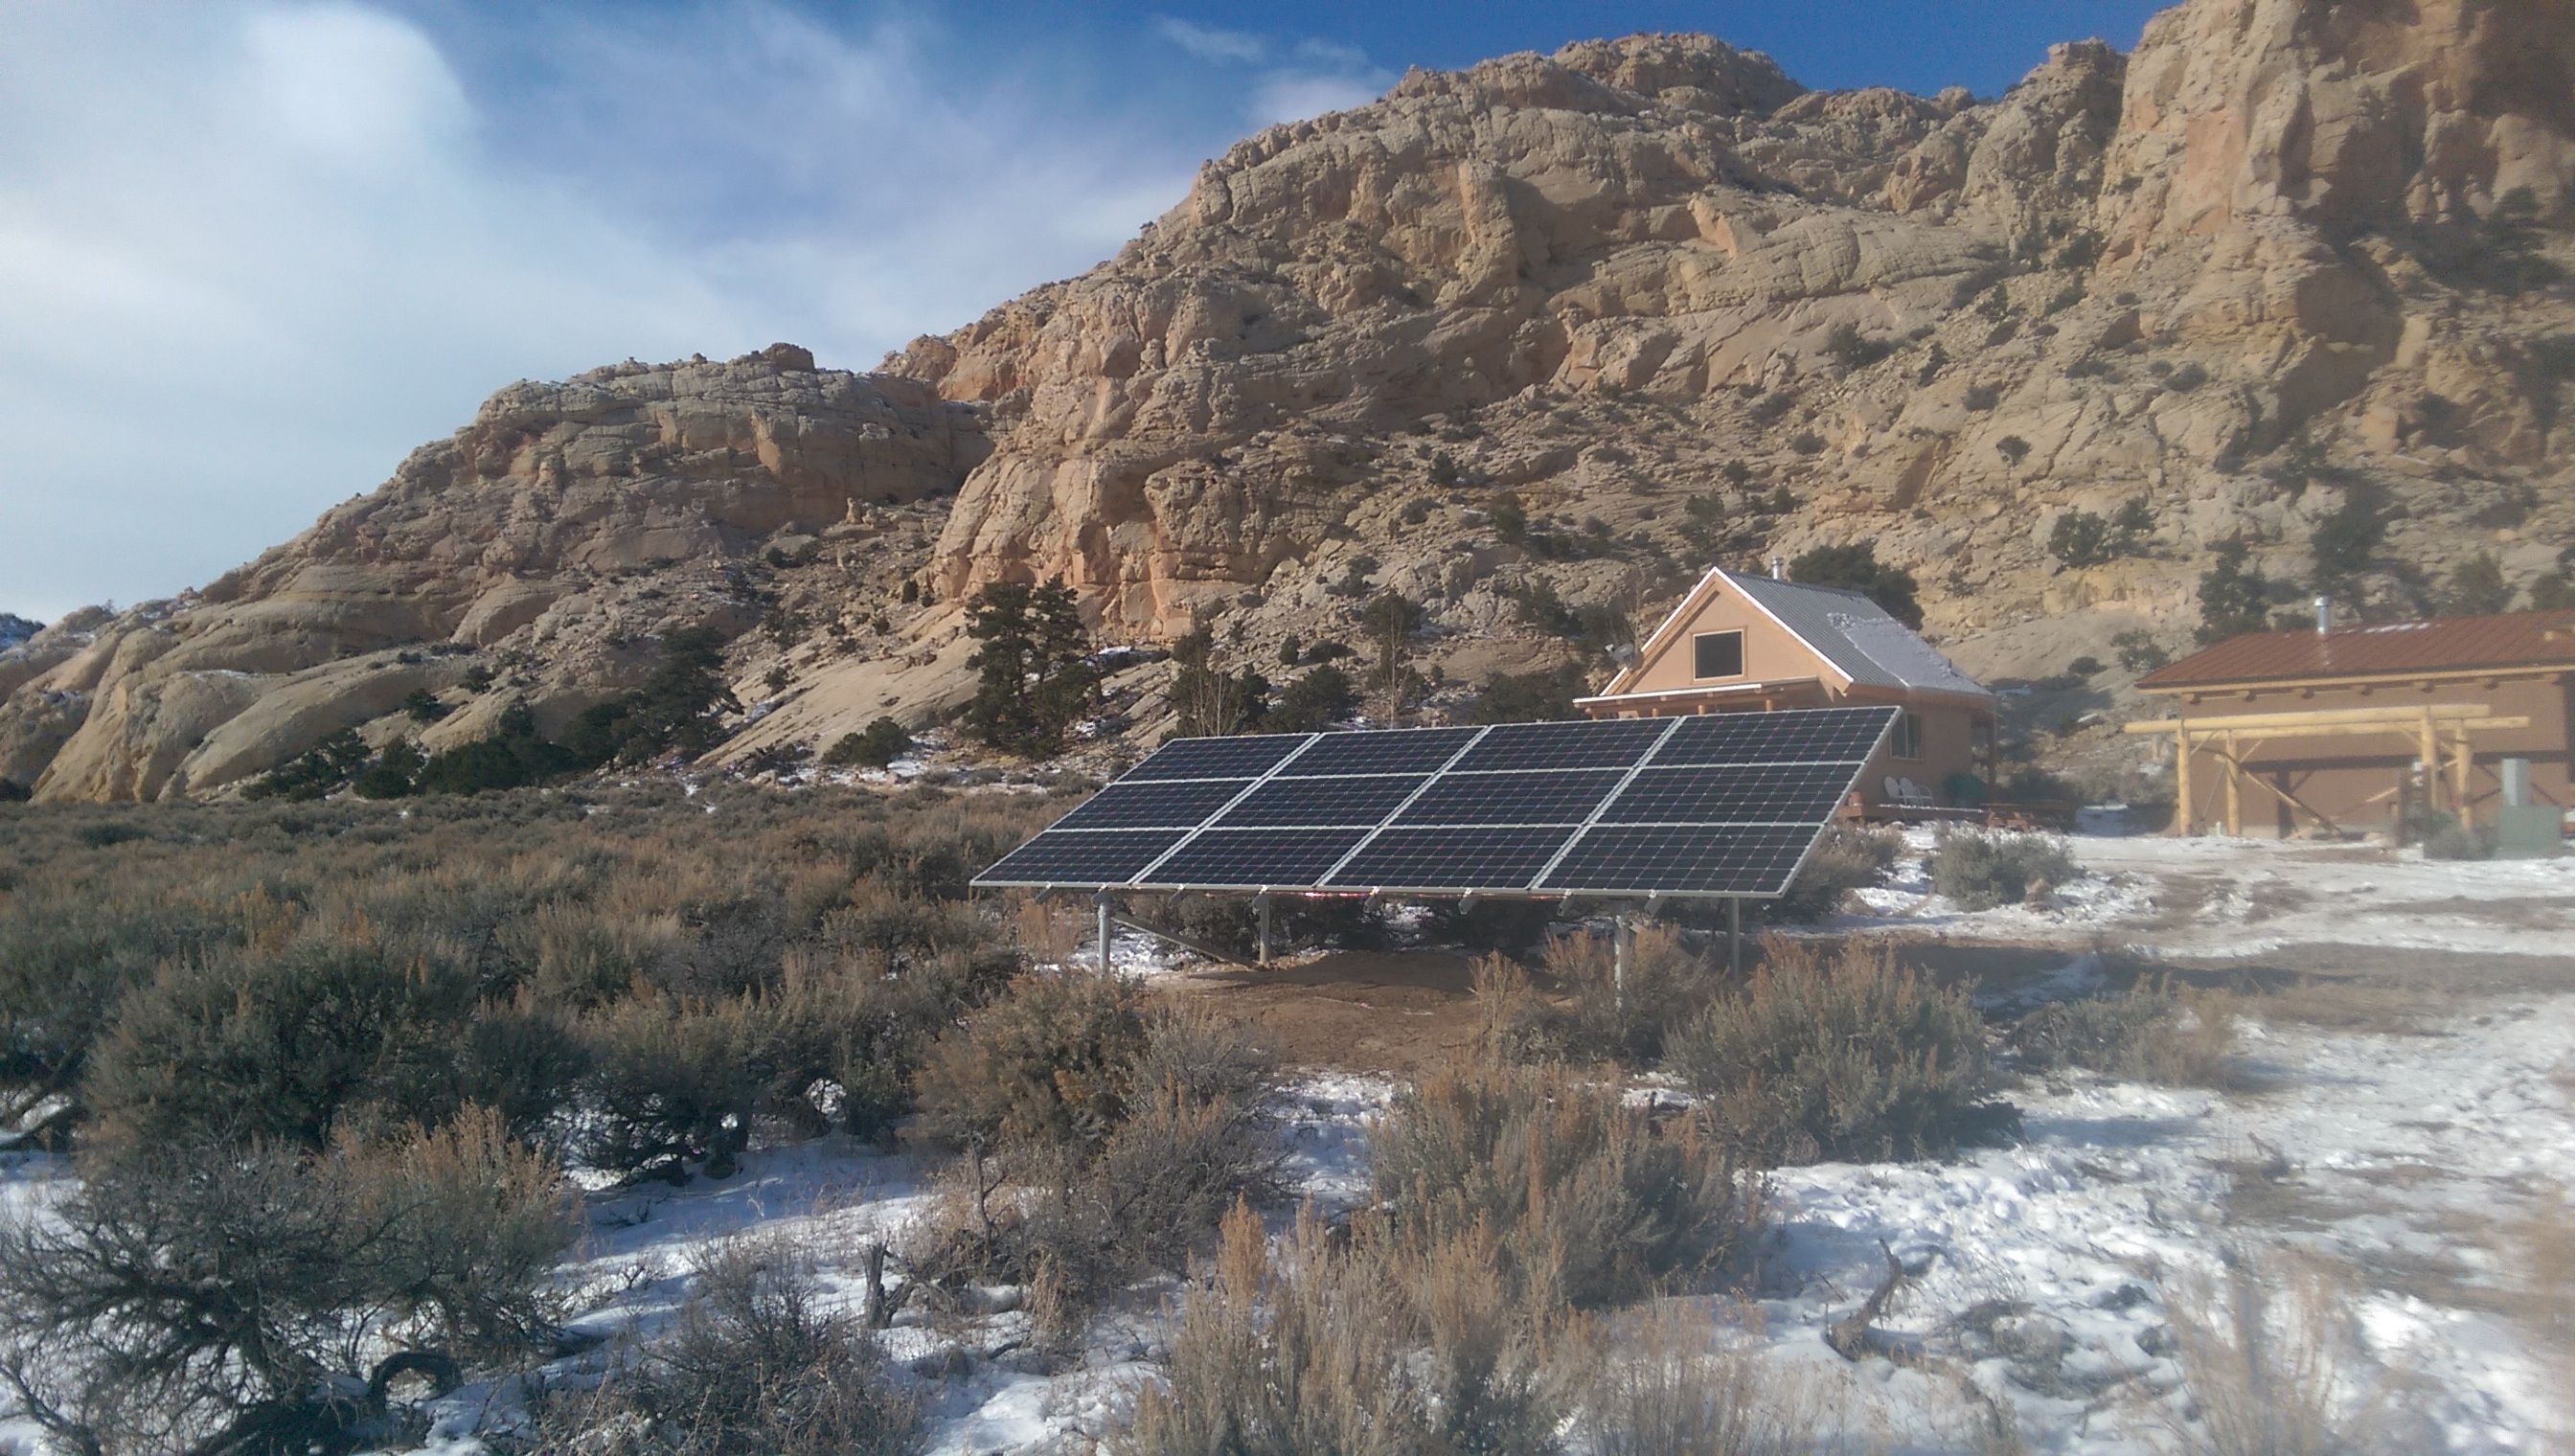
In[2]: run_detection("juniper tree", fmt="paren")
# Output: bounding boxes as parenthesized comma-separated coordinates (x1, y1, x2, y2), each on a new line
(963, 579, 1098, 756)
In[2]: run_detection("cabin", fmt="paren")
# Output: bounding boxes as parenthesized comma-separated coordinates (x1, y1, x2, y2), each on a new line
(2131, 606, 2575, 839)
(1577, 564, 1996, 818)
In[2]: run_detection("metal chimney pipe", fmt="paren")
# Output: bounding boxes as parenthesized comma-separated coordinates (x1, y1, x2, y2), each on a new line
(1770, 556, 1786, 580)
(2313, 596, 2331, 635)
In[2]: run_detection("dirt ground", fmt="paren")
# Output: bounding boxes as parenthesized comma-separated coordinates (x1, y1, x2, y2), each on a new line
(1172, 950, 1490, 1076)
(1157, 933, 2575, 1078)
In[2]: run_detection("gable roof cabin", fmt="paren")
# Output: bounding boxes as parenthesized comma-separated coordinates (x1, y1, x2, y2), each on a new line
(2131, 607, 2575, 836)
(1579, 565, 1994, 814)
(1582, 565, 1990, 712)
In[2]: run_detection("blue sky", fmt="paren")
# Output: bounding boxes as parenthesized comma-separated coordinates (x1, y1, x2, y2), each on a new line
(0, 1, 2166, 622)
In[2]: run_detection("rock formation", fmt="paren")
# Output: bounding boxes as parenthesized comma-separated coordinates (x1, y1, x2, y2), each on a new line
(7, 0, 2570, 799)
(0, 348, 988, 798)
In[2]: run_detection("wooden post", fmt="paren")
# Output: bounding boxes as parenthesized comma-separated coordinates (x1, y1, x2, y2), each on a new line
(2222, 730, 2243, 837)
(2450, 729, 2474, 829)
(2419, 710, 2440, 813)
(2174, 717, 2193, 835)
(1612, 911, 1633, 1013)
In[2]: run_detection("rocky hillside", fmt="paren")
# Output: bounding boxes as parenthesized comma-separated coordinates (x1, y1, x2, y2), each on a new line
(7, 0, 2571, 801)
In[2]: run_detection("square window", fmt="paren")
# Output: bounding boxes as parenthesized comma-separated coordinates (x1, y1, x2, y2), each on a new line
(1891, 712, 1926, 760)
(1693, 630, 1744, 679)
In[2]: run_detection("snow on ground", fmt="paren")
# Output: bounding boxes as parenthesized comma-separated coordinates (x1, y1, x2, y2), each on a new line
(1837, 827, 2575, 962)
(10, 834, 2574, 1455)
(391, 985, 2571, 1455)
(1758, 993, 2575, 1453)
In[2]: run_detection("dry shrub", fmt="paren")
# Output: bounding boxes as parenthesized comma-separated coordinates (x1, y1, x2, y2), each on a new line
(0, 1112, 574, 1456)
(1668, 939, 2014, 1165)
(1527, 922, 1716, 1064)
(1583, 1303, 1822, 1456)
(1116, 1201, 1586, 1456)
(1369, 1058, 1755, 1310)
(905, 977, 1284, 1328)
(1767, 826, 1902, 923)
(1930, 830, 2077, 911)
(528, 1237, 921, 1456)
(2156, 1248, 2423, 1456)
(915, 965, 1148, 1154)
(2013, 979, 2240, 1087)
(4, 783, 1055, 1157)
(83, 941, 487, 1151)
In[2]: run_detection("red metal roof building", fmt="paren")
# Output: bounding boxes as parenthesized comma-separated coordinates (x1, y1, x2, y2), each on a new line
(2131, 609, 2575, 836)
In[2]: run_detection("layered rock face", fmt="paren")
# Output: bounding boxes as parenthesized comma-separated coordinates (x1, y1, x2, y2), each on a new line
(8, 0, 2571, 800)
(897, 0, 2570, 669)
(1, 348, 988, 799)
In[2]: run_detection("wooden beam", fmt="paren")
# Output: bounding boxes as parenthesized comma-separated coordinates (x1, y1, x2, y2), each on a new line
(2151, 716, 2529, 743)
(2223, 729, 2243, 836)
(2173, 709, 2192, 835)
(2126, 703, 2495, 734)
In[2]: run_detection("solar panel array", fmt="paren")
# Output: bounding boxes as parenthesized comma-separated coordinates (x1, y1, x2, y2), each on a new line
(972, 705, 1900, 899)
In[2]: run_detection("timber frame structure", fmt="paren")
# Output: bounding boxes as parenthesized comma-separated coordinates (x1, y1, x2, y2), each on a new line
(2129, 608, 2575, 838)
(2124, 703, 2529, 836)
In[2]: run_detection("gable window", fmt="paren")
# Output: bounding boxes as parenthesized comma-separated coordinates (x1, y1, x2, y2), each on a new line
(1891, 711, 1926, 761)
(1693, 630, 1744, 679)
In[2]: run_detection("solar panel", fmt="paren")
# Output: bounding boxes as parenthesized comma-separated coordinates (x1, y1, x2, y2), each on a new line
(970, 705, 1898, 899)
(1649, 706, 1895, 765)
(1451, 717, 1670, 772)
(1327, 826, 1579, 891)
(1538, 825, 1820, 895)
(1395, 769, 1629, 826)
(1218, 774, 1428, 828)
(979, 829, 1193, 884)
(1150, 829, 1372, 888)
(1602, 763, 1855, 825)
(1288, 726, 1481, 776)
(1052, 777, 1256, 830)
(1123, 734, 1315, 781)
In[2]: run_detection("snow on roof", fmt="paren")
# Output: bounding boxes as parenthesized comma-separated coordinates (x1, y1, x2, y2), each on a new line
(1725, 569, 1991, 699)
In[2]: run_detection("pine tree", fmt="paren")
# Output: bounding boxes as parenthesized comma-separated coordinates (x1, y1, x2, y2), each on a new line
(963, 579, 1099, 756)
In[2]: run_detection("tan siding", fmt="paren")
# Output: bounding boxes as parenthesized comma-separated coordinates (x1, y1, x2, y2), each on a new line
(1623, 585, 1841, 694)
(2162, 674, 2573, 834)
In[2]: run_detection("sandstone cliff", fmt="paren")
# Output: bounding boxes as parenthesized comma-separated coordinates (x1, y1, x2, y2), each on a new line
(7, 0, 2570, 800)
(1, 347, 988, 799)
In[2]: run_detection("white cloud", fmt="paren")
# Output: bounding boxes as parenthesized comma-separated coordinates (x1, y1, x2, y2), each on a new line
(0, 0, 1209, 622)
(1154, 16, 1268, 64)
(1150, 12, 1392, 128)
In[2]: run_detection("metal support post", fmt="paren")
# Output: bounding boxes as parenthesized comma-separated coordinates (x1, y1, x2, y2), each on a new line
(1255, 893, 1272, 967)
(1728, 899, 1743, 976)
(1612, 910, 1632, 1013)
(1095, 891, 1113, 974)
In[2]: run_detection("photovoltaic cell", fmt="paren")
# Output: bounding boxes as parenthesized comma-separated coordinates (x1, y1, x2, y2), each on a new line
(1287, 727, 1481, 777)
(1601, 763, 1855, 825)
(1146, 829, 1371, 888)
(1052, 777, 1254, 830)
(1648, 706, 1894, 766)
(979, 829, 1191, 885)
(970, 706, 1905, 897)
(1538, 825, 1820, 896)
(1395, 769, 1629, 827)
(1327, 827, 1577, 890)
(1216, 774, 1428, 828)
(1123, 734, 1314, 781)
(1451, 717, 1672, 773)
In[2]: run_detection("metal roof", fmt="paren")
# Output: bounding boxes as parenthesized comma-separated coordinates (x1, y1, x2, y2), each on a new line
(1723, 570, 1993, 699)
(2136, 609, 2575, 690)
